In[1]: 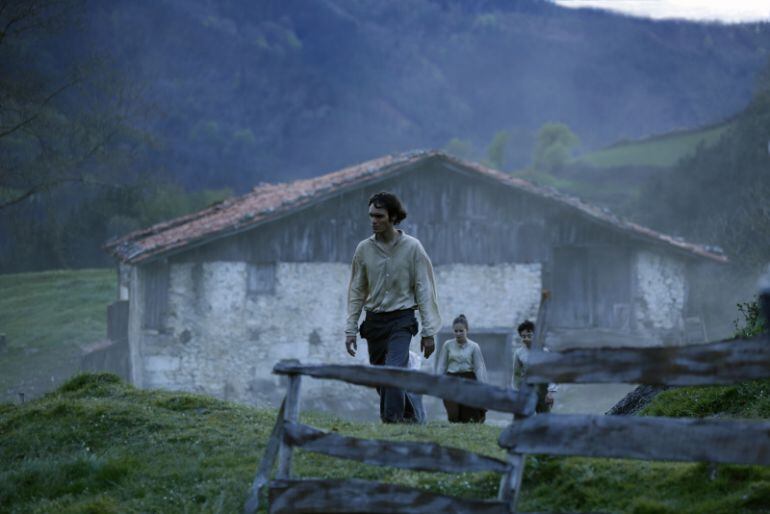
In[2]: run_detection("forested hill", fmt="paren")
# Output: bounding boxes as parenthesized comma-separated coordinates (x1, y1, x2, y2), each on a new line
(78, 0, 770, 188)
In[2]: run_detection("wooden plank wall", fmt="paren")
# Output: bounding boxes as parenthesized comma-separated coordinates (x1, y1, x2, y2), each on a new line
(140, 261, 169, 330)
(174, 161, 637, 267)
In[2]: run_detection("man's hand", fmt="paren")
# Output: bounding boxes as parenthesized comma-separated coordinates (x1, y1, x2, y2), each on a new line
(345, 335, 357, 357)
(420, 336, 435, 359)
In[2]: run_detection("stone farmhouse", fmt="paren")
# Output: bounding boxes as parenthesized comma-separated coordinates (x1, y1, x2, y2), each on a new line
(104, 150, 726, 412)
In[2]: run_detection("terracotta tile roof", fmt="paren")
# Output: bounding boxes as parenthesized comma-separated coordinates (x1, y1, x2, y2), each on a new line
(105, 150, 728, 264)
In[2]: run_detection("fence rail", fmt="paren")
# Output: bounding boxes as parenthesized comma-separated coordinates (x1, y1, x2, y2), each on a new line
(268, 478, 510, 514)
(273, 361, 536, 416)
(525, 334, 770, 386)
(284, 421, 509, 473)
(499, 414, 770, 465)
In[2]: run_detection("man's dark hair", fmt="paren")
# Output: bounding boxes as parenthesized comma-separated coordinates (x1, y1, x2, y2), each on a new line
(517, 320, 535, 334)
(368, 191, 407, 225)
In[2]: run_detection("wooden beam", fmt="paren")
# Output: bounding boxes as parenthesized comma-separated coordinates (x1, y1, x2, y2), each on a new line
(525, 335, 770, 386)
(532, 290, 550, 352)
(243, 400, 285, 514)
(498, 414, 770, 465)
(276, 375, 302, 479)
(497, 452, 526, 513)
(283, 421, 508, 473)
(273, 361, 536, 416)
(268, 479, 509, 514)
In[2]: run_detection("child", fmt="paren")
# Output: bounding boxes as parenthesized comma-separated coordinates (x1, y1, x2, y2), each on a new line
(435, 314, 488, 423)
(513, 319, 556, 413)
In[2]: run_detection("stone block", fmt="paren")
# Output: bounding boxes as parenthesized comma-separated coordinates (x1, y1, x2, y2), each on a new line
(145, 356, 181, 372)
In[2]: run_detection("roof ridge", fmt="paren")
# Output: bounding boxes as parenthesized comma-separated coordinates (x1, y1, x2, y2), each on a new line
(105, 150, 726, 264)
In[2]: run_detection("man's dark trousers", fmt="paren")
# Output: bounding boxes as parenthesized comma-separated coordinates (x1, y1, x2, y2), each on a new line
(360, 309, 421, 423)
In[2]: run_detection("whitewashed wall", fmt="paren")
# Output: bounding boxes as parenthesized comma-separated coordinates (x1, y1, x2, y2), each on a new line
(435, 263, 541, 330)
(633, 250, 687, 336)
(131, 260, 541, 416)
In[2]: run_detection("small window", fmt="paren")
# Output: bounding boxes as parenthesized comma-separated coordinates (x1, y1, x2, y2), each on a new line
(248, 263, 276, 295)
(142, 261, 169, 330)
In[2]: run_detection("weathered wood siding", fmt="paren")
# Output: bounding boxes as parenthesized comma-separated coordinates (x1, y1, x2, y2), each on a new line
(141, 261, 169, 330)
(172, 162, 635, 266)
(551, 245, 632, 329)
(135, 160, 685, 338)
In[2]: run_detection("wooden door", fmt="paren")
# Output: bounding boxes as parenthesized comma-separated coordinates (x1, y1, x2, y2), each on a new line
(551, 246, 632, 329)
(551, 247, 593, 328)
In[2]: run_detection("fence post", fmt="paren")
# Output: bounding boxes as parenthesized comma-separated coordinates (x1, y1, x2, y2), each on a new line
(499, 287, 549, 512)
(498, 452, 526, 512)
(243, 399, 286, 514)
(276, 373, 302, 479)
(532, 289, 550, 352)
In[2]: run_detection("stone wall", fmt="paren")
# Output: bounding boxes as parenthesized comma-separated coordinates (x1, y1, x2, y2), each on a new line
(131, 260, 541, 418)
(633, 250, 687, 340)
(435, 263, 541, 332)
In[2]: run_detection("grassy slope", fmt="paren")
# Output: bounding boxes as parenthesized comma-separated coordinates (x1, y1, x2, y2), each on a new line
(2, 276, 769, 513)
(0, 269, 115, 402)
(2, 374, 770, 514)
(510, 121, 734, 215)
(0, 374, 503, 513)
(643, 380, 770, 420)
(575, 122, 732, 169)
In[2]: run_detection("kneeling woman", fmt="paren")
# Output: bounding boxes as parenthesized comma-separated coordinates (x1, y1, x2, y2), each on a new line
(436, 314, 488, 423)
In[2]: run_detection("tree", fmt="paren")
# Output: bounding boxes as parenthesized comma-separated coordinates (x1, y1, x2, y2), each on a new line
(532, 122, 580, 173)
(755, 54, 770, 100)
(443, 137, 474, 160)
(486, 130, 510, 170)
(635, 59, 770, 270)
(0, 0, 141, 211)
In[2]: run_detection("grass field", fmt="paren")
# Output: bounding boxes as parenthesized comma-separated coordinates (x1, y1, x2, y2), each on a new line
(0, 269, 115, 402)
(576, 122, 733, 169)
(1, 374, 770, 513)
(2, 270, 769, 513)
(510, 121, 734, 214)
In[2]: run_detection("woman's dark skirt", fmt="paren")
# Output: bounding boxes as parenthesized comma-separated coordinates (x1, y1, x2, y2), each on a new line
(443, 371, 486, 423)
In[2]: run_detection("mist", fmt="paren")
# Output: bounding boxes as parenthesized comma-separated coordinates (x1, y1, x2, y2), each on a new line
(2, 0, 769, 422)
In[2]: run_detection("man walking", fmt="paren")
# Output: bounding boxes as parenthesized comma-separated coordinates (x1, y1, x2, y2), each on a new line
(345, 191, 442, 423)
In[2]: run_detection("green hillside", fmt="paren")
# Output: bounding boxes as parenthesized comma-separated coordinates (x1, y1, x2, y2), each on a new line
(0, 269, 115, 402)
(2, 271, 769, 512)
(2, 373, 770, 513)
(576, 121, 733, 168)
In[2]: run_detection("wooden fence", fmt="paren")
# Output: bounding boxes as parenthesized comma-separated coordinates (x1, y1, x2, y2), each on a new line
(243, 362, 536, 514)
(245, 300, 770, 513)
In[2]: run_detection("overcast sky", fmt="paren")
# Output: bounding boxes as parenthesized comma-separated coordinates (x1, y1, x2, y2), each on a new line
(553, 0, 770, 23)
